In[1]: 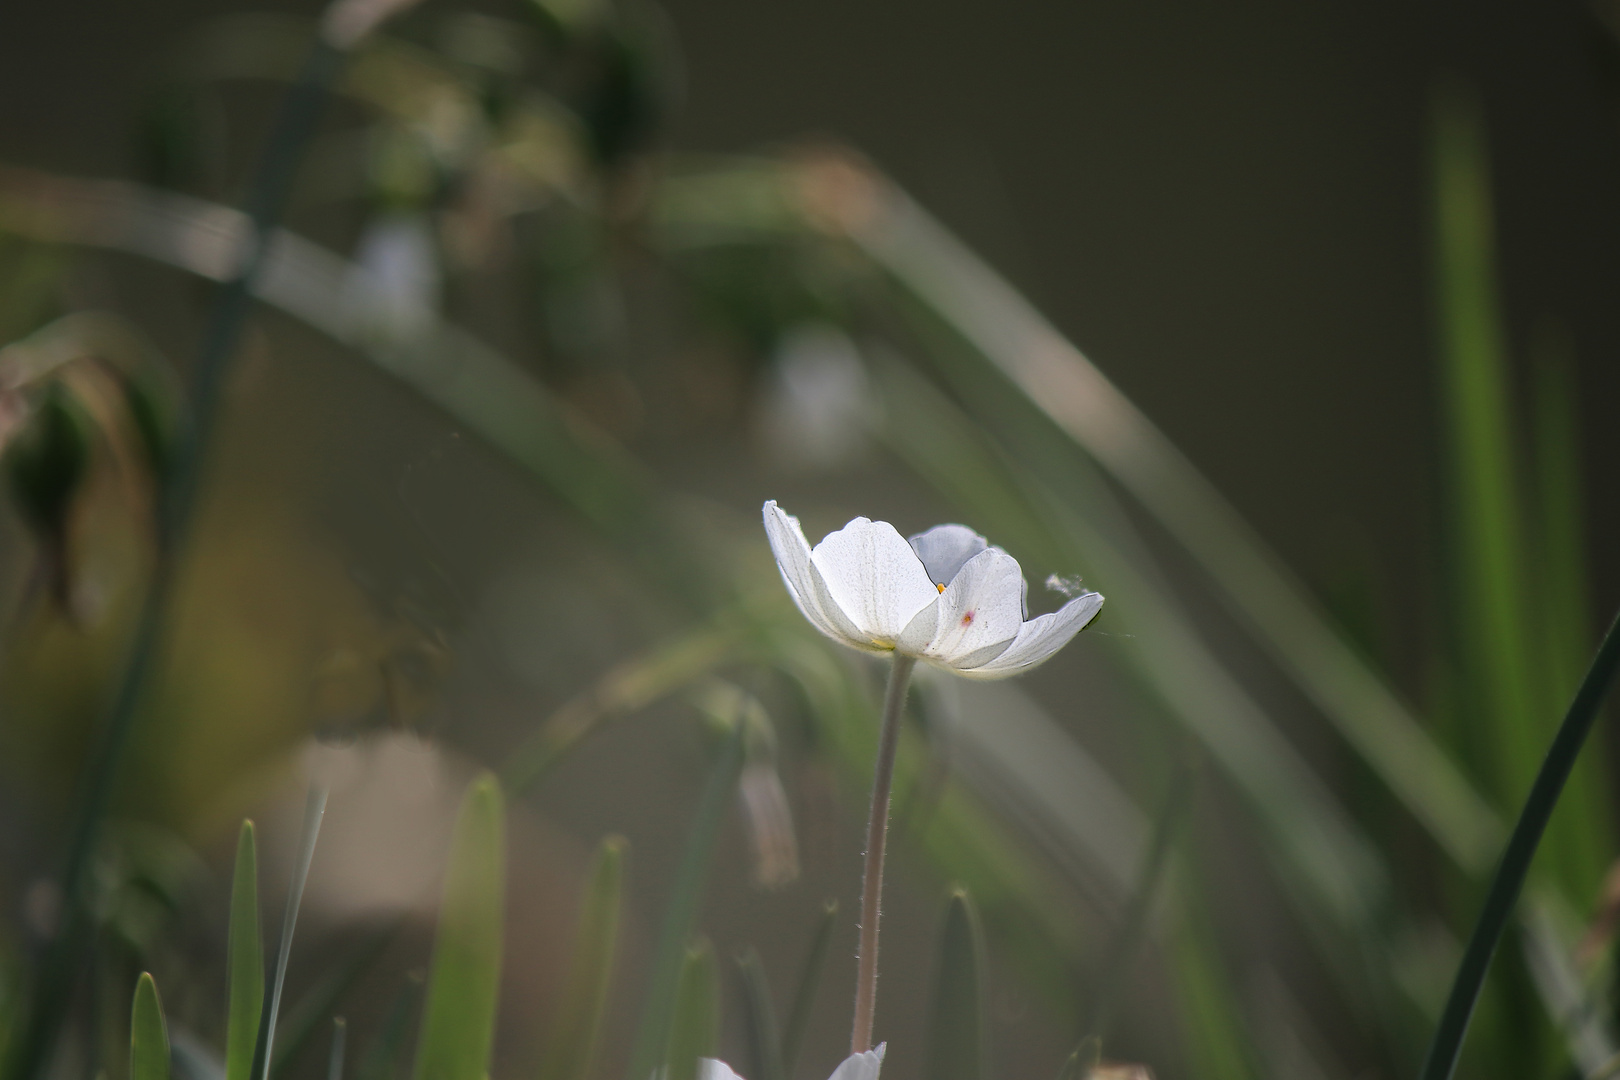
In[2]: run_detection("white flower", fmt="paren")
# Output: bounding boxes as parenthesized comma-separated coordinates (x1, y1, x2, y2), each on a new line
(698, 1045, 885, 1080)
(763, 501, 1102, 679)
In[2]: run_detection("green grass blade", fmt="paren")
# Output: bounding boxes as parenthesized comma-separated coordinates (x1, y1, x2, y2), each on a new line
(226, 821, 264, 1080)
(1431, 81, 1609, 904)
(270, 924, 396, 1079)
(538, 836, 627, 1080)
(779, 900, 837, 1078)
(1531, 331, 1592, 705)
(131, 973, 171, 1080)
(924, 889, 988, 1080)
(665, 942, 719, 1080)
(254, 784, 328, 1080)
(355, 981, 421, 1080)
(624, 723, 745, 1080)
(412, 773, 506, 1080)
(1421, 608, 1620, 1080)
(1081, 755, 1195, 1041)
(735, 948, 783, 1080)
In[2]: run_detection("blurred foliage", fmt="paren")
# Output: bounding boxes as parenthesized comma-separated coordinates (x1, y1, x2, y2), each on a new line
(0, 3, 1613, 1080)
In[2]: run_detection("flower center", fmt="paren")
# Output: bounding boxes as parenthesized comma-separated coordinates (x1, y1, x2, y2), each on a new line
(935, 582, 946, 593)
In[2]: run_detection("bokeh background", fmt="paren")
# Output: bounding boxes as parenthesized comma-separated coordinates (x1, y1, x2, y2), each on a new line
(1, 1, 1618, 1079)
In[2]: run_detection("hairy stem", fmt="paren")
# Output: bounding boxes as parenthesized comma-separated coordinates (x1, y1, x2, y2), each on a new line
(850, 653, 916, 1054)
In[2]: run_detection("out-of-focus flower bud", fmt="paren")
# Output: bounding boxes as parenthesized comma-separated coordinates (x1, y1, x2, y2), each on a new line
(2, 381, 93, 608)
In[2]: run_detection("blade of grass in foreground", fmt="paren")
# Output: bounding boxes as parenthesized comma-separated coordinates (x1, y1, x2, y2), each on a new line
(1421, 609, 1620, 1080)
(226, 822, 264, 1080)
(665, 942, 720, 1080)
(624, 722, 745, 1080)
(538, 837, 626, 1080)
(779, 900, 838, 1078)
(736, 947, 784, 1080)
(412, 774, 506, 1080)
(924, 889, 988, 1080)
(131, 974, 171, 1080)
(1430, 80, 1607, 900)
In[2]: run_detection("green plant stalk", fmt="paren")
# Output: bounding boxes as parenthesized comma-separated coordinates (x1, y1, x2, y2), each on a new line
(780, 900, 838, 1077)
(923, 889, 988, 1080)
(538, 836, 626, 1080)
(130, 974, 170, 1080)
(850, 654, 916, 1054)
(624, 721, 746, 1080)
(736, 948, 784, 1080)
(1421, 608, 1620, 1080)
(2, 37, 346, 1080)
(226, 821, 264, 1080)
(1080, 753, 1195, 1042)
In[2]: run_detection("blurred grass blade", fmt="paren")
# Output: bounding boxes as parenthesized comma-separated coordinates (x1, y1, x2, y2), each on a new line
(504, 629, 738, 796)
(538, 837, 627, 1080)
(1421, 609, 1620, 1080)
(132, 973, 171, 1080)
(665, 942, 719, 1080)
(1432, 83, 1609, 900)
(924, 889, 988, 1080)
(0, 165, 718, 612)
(1082, 755, 1195, 1041)
(736, 948, 784, 1080)
(326, 1020, 346, 1080)
(625, 722, 746, 1080)
(255, 784, 329, 1080)
(226, 821, 264, 1080)
(780, 900, 838, 1077)
(271, 925, 396, 1079)
(356, 981, 421, 1080)
(412, 774, 506, 1080)
(1530, 330, 1591, 706)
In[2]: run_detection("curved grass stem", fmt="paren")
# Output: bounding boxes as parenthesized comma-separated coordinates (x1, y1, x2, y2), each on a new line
(1421, 607, 1620, 1080)
(850, 653, 916, 1054)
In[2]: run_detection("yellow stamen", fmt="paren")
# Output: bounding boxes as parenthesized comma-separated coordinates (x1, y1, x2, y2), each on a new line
(936, 582, 946, 593)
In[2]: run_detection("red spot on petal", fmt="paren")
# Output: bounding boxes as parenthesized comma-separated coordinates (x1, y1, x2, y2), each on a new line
(961, 611, 975, 626)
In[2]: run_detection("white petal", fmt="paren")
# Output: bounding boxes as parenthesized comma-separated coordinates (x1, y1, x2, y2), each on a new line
(763, 502, 878, 652)
(827, 1044, 885, 1080)
(699, 1060, 748, 1080)
(909, 548, 1025, 668)
(811, 518, 939, 645)
(955, 592, 1104, 680)
(907, 524, 987, 585)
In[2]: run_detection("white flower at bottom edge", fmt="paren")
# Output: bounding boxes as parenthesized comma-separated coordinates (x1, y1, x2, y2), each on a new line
(699, 1045, 885, 1080)
(763, 501, 1102, 679)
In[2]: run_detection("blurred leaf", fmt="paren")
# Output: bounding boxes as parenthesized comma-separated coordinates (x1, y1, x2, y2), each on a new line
(665, 942, 719, 1080)
(131, 973, 171, 1080)
(779, 900, 837, 1078)
(412, 773, 506, 1080)
(538, 836, 626, 1080)
(625, 723, 745, 1080)
(226, 821, 263, 1080)
(1432, 80, 1608, 901)
(735, 947, 783, 1080)
(924, 889, 988, 1080)
(1168, 909, 1257, 1080)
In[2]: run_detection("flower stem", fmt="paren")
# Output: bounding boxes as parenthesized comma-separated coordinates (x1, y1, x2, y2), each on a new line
(1420, 605, 1620, 1080)
(851, 653, 916, 1054)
